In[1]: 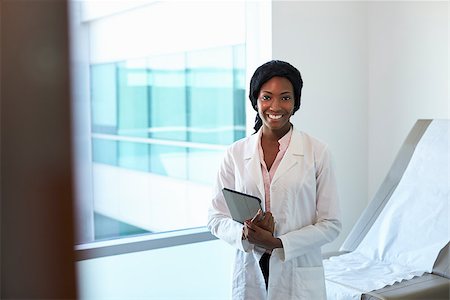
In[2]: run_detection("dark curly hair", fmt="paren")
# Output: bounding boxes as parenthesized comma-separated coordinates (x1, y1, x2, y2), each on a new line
(249, 60, 303, 133)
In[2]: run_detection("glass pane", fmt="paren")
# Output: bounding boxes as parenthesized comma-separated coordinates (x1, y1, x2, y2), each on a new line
(187, 47, 243, 145)
(150, 144, 187, 179)
(91, 63, 117, 134)
(117, 60, 149, 138)
(90, 44, 246, 240)
(187, 148, 225, 185)
(118, 141, 150, 172)
(92, 138, 117, 165)
(149, 53, 187, 142)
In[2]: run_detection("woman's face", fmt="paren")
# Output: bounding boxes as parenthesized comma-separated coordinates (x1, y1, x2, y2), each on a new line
(257, 76, 295, 134)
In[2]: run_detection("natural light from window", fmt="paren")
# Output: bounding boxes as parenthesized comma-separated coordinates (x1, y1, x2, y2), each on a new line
(70, 0, 247, 243)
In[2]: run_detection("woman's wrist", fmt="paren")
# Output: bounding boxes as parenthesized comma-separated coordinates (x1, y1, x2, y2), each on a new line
(270, 237, 283, 250)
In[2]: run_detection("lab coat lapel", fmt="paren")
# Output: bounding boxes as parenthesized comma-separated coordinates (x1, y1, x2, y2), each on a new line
(244, 131, 265, 201)
(271, 129, 304, 185)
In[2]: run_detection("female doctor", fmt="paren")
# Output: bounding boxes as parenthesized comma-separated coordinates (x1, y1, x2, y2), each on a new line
(207, 60, 341, 299)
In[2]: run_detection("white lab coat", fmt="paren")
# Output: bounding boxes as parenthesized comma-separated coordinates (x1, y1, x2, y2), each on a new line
(207, 127, 341, 300)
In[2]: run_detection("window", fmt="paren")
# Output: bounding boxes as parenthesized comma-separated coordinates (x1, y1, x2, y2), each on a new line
(71, 0, 247, 244)
(90, 47, 246, 239)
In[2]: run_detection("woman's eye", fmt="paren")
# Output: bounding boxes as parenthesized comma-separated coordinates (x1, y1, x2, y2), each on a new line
(261, 95, 270, 100)
(282, 96, 292, 101)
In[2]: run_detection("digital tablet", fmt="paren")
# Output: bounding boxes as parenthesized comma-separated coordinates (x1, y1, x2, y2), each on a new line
(222, 188, 263, 224)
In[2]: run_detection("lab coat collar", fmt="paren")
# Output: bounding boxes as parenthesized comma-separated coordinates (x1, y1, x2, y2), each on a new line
(243, 128, 262, 160)
(271, 128, 305, 185)
(244, 129, 265, 200)
(244, 126, 305, 157)
(285, 126, 305, 156)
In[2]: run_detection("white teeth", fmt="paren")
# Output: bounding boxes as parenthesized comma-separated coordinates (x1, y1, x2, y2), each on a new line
(268, 114, 282, 119)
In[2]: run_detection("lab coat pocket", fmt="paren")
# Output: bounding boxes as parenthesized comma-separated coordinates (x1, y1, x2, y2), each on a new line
(294, 266, 326, 300)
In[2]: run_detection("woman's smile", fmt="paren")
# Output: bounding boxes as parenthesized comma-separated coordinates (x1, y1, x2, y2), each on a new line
(268, 114, 283, 120)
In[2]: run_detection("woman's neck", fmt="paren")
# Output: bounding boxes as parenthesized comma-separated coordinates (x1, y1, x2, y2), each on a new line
(262, 123, 292, 141)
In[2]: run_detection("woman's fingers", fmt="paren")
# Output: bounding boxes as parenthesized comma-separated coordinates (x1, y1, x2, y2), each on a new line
(250, 209, 264, 222)
(252, 212, 274, 234)
(245, 222, 275, 248)
(245, 220, 257, 231)
(260, 212, 272, 226)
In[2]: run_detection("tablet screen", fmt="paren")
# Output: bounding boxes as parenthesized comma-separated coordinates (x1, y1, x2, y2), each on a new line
(222, 188, 263, 224)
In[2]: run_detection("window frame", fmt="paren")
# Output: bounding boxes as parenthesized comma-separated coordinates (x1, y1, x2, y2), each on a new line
(70, 0, 271, 259)
(75, 227, 216, 261)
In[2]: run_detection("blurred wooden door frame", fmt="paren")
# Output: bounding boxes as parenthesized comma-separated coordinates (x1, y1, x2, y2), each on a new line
(1, 0, 78, 298)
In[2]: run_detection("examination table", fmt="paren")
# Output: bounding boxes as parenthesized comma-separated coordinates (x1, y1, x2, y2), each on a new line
(323, 119, 450, 300)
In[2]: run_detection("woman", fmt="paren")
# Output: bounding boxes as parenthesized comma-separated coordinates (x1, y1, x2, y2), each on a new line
(207, 60, 341, 299)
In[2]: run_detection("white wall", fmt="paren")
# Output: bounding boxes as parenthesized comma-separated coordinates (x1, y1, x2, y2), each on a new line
(270, 1, 448, 252)
(367, 1, 449, 198)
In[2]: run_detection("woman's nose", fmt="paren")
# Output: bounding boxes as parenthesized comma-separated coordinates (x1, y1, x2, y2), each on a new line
(270, 98, 281, 110)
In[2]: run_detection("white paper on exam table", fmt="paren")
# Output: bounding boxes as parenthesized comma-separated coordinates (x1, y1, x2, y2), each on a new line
(324, 120, 449, 299)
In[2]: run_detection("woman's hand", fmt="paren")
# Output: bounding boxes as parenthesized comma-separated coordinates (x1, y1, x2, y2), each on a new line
(252, 210, 275, 234)
(244, 221, 282, 250)
(243, 212, 282, 250)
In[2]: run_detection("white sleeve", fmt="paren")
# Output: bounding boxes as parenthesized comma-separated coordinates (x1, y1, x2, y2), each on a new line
(207, 146, 253, 252)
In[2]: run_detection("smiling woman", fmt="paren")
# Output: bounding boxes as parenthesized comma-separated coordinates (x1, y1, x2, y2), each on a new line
(208, 60, 341, 299)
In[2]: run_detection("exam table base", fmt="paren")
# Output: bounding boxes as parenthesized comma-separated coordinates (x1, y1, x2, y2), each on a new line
(361, 273, 450, 300)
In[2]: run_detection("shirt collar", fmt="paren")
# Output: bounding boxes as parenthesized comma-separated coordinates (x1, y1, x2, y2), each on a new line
(257, 125, 293, 151)
(278, 126, 293, 151)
